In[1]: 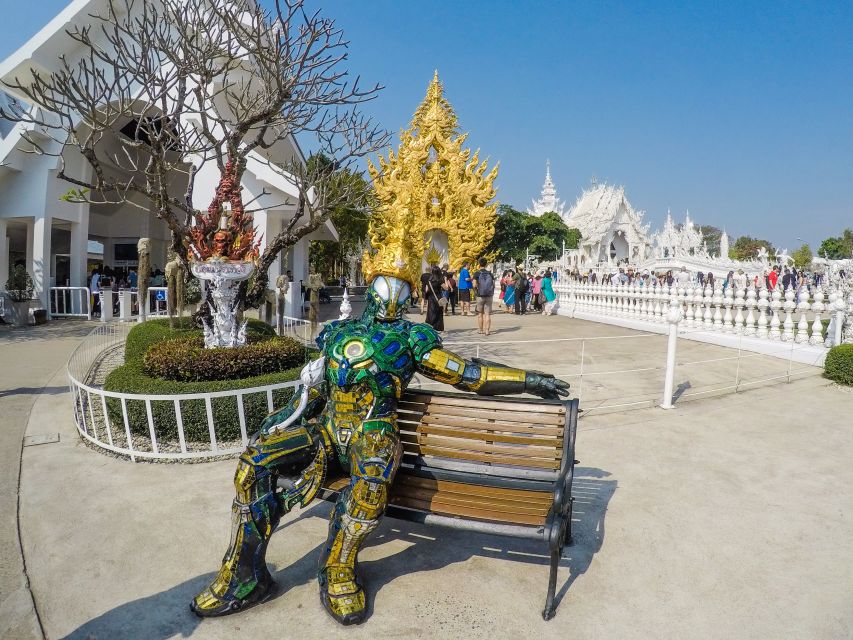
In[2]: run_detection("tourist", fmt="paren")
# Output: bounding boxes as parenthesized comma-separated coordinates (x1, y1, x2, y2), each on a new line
(723, 270, 735, 292)
(734, 268, 747, 292)
(458, 261, 473, 316)
(445, 269, 458, 315)
(782, 267, 795, 291)
(531, 271, 543, 311)
(473, 257, 494, 336)
(503, 270, 516, 312)
(424, 265, 447, 331)
(420, 267, 432, 315)
(90, 267, 102, 316)
(513, 268, 528, 315)
(706, 272, 716, 290)
(541, 269, 557, 315)
(765, 268, 778, 291)
(128, 268, 138, 289)
(697, 271, 705, 287)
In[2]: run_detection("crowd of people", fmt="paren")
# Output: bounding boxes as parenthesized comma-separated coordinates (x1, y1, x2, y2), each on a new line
(564, 264, 827, 296)
(415, 259, 557, 335)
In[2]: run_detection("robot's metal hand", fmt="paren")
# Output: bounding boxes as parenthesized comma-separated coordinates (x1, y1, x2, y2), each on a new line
(525, 372, 571, 399)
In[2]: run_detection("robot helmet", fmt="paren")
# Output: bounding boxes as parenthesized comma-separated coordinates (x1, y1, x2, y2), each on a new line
(366, 275, 411, 320)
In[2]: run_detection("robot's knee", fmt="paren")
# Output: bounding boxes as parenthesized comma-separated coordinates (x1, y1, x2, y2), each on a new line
(347, 477, 389, 520)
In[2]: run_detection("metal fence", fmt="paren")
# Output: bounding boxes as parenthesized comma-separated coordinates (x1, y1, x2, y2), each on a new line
(66, 322, 302, 462)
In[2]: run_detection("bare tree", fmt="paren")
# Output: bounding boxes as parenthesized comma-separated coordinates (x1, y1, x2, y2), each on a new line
(1, 0, 387, 307)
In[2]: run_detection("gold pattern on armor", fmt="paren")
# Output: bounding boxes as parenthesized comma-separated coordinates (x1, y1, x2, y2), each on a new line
(328, 386, 375, 448)
(193, 502, 245, 610)
(233, 460, 256, 504)
(417, 348, 466, 384)
(473, 365, 526, 391)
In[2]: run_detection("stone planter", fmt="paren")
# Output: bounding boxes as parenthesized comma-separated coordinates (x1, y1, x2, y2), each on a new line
(190, 259, 255, 348)
(10, 300, 31, 327)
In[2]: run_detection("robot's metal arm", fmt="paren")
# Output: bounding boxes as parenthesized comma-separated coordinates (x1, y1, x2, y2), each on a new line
(417, 348, 570, 399)
(261, 357, 327, 435)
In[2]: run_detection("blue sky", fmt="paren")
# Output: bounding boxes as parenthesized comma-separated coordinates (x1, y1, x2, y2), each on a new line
(3, 1, 851, 251)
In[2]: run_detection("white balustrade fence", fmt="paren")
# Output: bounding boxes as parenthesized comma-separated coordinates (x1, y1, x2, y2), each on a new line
(67, 323, 301, 461)
(553, 280, 841, 366)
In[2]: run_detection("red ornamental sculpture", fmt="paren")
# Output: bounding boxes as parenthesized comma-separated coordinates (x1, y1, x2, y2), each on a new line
(188, 157, 262, 262)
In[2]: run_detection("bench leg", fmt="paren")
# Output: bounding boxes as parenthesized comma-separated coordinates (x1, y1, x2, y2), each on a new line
(542, 548, 561, 621)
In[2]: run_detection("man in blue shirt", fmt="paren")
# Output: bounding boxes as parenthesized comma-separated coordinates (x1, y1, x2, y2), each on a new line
(457, 261, 472, 316)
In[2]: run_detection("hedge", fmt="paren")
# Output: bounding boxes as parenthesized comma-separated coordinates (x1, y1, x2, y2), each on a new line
(104, 318, 303, 443)
(824, 344, 853, 386)
(123, 317, 275, 362)
(143, 336, 305, 382)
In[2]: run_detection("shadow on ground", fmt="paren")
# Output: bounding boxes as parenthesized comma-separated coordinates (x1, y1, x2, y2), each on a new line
(61, 467, 614, 639)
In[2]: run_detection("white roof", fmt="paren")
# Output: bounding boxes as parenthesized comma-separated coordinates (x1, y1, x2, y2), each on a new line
(565, 182, 649, 245)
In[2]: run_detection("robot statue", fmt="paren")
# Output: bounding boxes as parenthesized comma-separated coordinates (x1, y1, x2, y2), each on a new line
(191, 273, 569, 625)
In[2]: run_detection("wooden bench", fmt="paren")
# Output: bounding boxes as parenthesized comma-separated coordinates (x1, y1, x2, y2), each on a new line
(320, 390, 579, 620)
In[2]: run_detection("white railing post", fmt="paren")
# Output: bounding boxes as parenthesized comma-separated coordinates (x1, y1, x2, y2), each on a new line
(733, 286, 745, 334)
(809, 287, 825, 347)
(769, 286, 782, 340)
(756, 287, 769, 338)
(661, 292, 683, 409)
(833, 293, 846, 346)
(119, 290, 133, 321)
(794, 287, 810, 344)
(712, 285, 723, 330)
(100, 290, 114, 322)
(782, 286, 796, 342)
(723, 285, 735, 333)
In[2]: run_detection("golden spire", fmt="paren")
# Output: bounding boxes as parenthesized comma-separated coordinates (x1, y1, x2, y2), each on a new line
(363, 72, 499, 286)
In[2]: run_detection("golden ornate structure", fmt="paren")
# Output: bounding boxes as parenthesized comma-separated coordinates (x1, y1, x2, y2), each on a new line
(363, 71, 499, 287)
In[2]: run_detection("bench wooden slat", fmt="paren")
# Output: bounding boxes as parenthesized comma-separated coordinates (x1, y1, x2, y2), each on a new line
(413, 433, 561, 460)
(417, 414, 565, 436)
(392, 485, 551, 517)
(420, 405, 566, 426)
(415, 424, 563, 447)
(399, 431, 560, 456)
(405, 393, 566, 415)
(390, 495, 548, 526)
(395, 475, 552, 505)
(405, 443, 561, 470)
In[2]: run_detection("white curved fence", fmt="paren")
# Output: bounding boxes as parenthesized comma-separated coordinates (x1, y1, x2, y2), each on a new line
(553, 280, 842, 365)
(67, 322, 302, 462)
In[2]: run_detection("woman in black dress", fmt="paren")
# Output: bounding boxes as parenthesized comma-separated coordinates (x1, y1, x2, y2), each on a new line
(425, 265, 446, 331)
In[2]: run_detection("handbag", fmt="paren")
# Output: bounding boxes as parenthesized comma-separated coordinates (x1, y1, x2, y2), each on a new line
(429, 282, 447, 308)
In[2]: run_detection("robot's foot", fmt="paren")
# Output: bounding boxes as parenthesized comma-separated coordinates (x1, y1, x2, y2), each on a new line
(318, 567, 366, 625)
(190, 576, 276, 618)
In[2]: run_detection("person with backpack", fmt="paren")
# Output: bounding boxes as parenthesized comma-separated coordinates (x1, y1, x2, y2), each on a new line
(473, 258, 495, 336)
(513, 268, 528, 315)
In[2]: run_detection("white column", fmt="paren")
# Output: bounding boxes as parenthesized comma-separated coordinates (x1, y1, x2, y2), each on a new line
(0, 219, 8, 288)
(31, 215, 52, 308)
(69, 219, 87, 287)
(25, 218, 34, 276)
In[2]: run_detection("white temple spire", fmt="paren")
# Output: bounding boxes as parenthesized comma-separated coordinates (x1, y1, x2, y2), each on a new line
(527, 160, 566, 219)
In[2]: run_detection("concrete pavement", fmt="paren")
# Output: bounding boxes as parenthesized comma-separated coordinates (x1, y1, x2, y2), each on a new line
(0, 322, 92, 640)
(8, 312, 853, 639)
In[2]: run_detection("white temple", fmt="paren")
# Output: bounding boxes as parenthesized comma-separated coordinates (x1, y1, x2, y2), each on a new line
(562, 181, 652, 267)
(527, 161, 566, 218)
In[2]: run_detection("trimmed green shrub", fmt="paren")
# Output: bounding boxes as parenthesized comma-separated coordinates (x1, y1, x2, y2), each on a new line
(123, 317, 275, 362)
(143, 336, 305, 382)
(104, 318, 301, 443)
(825, 344, 853, 386)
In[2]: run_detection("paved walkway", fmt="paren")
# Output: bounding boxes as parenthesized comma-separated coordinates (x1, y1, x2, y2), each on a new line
(4, 313, 853, 639)
(0, 322, 92, 640)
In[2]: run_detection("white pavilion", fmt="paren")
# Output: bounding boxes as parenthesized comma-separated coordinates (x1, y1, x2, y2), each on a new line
(527, 161, 567, 218)
(0, 0, 336, 317)
(562, 181, 652, 267)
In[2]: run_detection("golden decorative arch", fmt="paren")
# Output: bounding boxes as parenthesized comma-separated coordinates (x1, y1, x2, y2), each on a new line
(363, 71, 499, 287)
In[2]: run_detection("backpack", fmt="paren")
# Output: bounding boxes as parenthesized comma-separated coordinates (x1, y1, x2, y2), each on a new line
(518, 274, 529, 292)
(476, 270, 495, 297)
